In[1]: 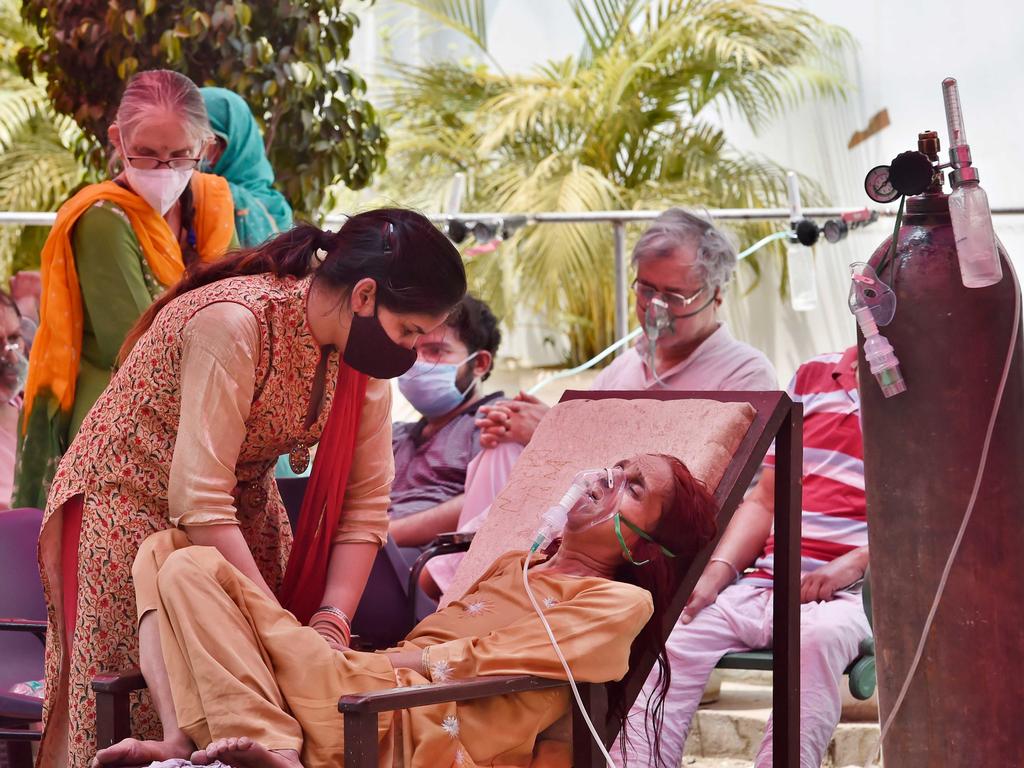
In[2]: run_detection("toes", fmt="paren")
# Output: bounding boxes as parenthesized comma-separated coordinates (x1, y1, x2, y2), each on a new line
(238, 736, 254, 751)
(206, 738, 229, 757)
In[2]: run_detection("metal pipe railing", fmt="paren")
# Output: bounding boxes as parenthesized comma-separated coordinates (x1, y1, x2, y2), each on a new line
(5, 205, 1024, 228)
(5, 205, 1024, 346)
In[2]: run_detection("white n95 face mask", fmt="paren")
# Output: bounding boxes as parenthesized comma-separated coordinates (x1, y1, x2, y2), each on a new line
(125, 166, 194, 215)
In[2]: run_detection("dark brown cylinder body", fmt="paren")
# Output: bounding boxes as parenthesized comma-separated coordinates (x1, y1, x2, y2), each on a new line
(859, 192, 1024, 766)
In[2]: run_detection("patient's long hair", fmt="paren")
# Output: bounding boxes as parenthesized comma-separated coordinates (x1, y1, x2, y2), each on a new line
(610, 454, 718, 767)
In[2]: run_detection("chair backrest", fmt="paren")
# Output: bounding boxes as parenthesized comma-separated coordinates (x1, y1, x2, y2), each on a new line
(0, 508, 46, 695)
(441, 395, 757, 604)
(0, 509, 45, 621)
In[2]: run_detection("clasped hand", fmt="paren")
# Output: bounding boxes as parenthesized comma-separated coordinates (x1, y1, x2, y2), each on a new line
(475, 392, 548, 448)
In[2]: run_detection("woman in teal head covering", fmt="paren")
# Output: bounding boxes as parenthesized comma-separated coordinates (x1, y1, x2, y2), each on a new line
(201, 87, 293, 246)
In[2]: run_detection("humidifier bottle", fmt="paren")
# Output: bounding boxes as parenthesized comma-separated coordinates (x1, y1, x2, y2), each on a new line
(943, 77, 1002, 288)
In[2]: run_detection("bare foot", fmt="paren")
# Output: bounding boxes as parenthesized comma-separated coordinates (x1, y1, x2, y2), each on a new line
(192, 736, 302, 768)
(92, 736, 193, 766)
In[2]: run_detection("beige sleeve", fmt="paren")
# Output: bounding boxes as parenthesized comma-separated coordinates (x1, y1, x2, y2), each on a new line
(168, 302, 261, 529)
(331, 377, 394, 546)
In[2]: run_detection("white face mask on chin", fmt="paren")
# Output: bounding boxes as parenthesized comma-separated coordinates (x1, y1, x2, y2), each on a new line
(124, 166, 194, 215)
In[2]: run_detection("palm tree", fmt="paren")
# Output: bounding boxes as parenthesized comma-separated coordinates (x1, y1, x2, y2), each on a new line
(370, 0, 851, 361)
(0, 0, 90, 279)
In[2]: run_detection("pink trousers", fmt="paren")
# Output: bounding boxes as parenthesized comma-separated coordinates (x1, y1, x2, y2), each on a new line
(617, 582, 871, 768)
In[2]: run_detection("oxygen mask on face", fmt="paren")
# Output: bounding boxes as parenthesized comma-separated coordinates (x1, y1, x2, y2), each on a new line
(643, 298, 673, 388)
(530, 467, 626, 553)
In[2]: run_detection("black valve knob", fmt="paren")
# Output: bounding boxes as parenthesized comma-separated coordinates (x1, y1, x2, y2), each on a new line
(795, 219, 820, 246)
(888, 151, 935, 197)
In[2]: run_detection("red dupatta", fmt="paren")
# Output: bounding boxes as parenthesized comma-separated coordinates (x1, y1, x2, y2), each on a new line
(278, 361, 369, 624)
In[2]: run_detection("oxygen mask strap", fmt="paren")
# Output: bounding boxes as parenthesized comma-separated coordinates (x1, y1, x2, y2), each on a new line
(614, 514, 676, 566)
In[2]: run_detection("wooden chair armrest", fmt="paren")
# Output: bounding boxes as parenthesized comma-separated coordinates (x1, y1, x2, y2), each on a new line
(338, 674, 564, 714)
(91, 668, 147, 694)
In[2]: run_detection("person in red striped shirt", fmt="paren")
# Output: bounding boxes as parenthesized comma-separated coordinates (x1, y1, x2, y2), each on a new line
(619, 347, 870, 768)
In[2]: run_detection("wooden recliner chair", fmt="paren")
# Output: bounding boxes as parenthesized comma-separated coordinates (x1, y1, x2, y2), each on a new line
(93, 390, 803, 767)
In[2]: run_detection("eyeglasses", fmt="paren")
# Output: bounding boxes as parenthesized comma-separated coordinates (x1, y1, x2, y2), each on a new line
(632, 279, 705, 314)
(1, 338, 25, 355)
(125, 155, 202, 171)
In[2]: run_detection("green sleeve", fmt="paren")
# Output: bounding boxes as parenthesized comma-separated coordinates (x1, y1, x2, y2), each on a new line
(72, 204, 156, 370)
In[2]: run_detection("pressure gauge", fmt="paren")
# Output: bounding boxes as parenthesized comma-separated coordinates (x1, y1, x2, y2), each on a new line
(823, 219, 849, 244)
(864, 165, 900, 203)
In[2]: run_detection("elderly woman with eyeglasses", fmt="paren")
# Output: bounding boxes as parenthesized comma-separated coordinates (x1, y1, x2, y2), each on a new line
(15, 70, 237, 512)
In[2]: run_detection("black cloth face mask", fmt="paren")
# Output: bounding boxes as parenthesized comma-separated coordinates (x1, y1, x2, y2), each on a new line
(342, 301, 417, 379)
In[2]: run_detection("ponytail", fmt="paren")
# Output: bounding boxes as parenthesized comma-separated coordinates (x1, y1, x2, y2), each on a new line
(118, 208, 466, 364)
(118, 223, 326, 363)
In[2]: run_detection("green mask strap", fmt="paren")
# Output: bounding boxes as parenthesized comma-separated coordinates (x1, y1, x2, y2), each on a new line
(614, 514, 677, 567)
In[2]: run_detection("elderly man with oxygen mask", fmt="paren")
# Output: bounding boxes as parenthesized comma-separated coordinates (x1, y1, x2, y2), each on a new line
(423, 209, 776, 596)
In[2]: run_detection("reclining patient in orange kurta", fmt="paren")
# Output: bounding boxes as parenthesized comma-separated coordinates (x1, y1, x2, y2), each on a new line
(93, 453, 717, 768)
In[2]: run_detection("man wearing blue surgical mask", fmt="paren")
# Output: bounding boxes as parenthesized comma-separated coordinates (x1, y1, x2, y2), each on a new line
(388, 294, 503, 559)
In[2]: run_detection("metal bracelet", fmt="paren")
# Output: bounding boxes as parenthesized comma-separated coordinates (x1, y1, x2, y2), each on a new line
(422, 646, 431, 679)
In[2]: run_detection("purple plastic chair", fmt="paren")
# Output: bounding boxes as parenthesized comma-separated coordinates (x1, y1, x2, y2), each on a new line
(0, 507, 46, 768)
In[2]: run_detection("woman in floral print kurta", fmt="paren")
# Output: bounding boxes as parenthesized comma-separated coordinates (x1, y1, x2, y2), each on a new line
(38, 210, 467, 768)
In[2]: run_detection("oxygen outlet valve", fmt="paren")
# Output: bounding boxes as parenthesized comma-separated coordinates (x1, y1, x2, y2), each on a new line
(943, 77, 1002, 288)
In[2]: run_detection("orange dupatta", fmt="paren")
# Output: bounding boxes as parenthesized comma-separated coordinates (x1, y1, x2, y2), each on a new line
(22, 173, 234, 426)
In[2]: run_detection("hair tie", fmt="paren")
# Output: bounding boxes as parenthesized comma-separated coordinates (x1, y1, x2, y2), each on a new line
(314, 229, 335, 263)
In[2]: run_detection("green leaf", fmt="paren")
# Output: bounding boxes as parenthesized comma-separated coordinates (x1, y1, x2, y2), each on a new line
(12, 0, 387, 222)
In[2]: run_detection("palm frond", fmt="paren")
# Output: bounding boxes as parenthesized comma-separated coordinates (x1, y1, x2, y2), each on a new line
(352, 0, 851, 362)
(393, 0, 509, 76)
(0, 72, 50, 149)
(570, 0, 645, 60)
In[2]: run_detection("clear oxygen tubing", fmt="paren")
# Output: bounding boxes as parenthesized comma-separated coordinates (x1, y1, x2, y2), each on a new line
(522, 554, 619, 768)
(863, 252, 1020, 768)
(526, 230, 790, 397)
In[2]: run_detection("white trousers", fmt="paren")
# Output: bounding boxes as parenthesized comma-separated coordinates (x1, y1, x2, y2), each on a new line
(617, 582, 871, 768)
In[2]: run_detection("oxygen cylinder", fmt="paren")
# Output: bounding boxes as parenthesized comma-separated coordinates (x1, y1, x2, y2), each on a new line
(858, 191, 1024, 765)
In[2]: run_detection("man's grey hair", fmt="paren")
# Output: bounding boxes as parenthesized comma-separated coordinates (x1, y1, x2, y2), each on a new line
(631, 208, 738, 292)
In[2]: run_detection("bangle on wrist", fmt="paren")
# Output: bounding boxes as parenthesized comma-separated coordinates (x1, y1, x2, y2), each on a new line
(709, 557, 742, 582)
(421, 646, 431, 679)
(315, 605, 352, 628)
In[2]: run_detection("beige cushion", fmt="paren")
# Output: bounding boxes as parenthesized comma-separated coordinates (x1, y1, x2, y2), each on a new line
(442, 397, 756, 604)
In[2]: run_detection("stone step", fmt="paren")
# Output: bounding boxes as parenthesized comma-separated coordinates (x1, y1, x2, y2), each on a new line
(680, 672, 881, 767)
